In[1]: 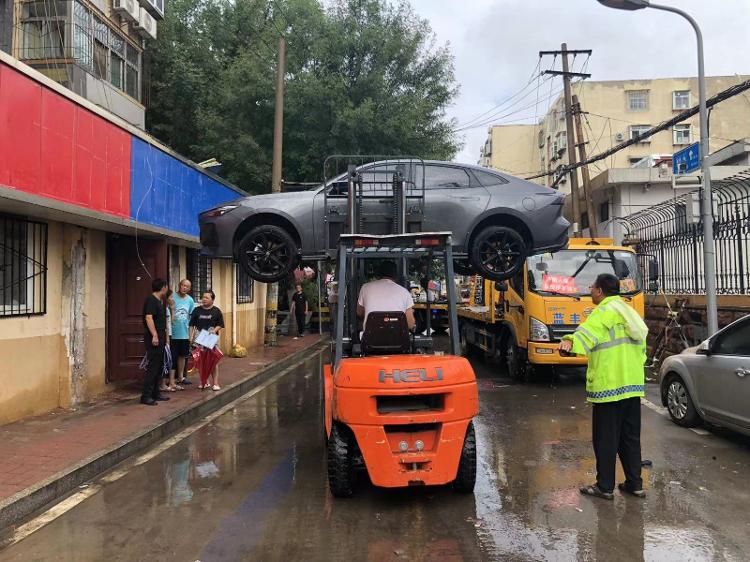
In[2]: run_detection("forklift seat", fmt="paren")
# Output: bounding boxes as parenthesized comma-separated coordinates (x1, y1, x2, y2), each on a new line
(361, 311, 411, 356)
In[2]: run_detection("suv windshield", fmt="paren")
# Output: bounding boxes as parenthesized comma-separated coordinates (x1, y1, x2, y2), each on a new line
(527, 249, 642, 296)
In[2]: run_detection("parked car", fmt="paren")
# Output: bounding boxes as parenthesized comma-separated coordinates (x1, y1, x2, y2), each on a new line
(199, 160, 569, 282)
(659, 314, 750, 436)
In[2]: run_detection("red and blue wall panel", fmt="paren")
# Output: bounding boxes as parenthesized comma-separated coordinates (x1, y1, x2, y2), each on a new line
(0, 62, 242, 237)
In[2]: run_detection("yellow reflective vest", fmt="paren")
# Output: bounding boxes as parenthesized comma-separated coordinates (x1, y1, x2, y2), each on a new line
(562, 295, 647, 403)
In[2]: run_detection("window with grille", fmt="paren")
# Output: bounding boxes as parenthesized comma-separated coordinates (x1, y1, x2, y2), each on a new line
(236, 265, 254, 304)
(0, 216, 48, 317)
(629, 125, 651, 143)
(627, 90, 649, 111)
(673, 90, 691, 110)
(186, 250, 212, 300)
(673, 124, 691, 145)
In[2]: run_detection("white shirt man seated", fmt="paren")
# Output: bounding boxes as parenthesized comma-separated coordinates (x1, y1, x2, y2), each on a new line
(357, 261, 416, 331)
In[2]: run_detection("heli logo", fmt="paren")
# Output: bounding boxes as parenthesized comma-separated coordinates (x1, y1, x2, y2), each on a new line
(379, 368, 444, 383)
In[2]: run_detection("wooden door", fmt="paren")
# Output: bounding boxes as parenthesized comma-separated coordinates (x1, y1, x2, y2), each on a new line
(107, 235, 168, 382)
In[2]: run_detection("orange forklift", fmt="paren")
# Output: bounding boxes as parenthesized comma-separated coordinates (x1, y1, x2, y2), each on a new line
(323, 231, 479, 497)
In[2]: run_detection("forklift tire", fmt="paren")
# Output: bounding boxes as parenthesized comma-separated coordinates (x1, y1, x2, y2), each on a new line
(452, 421, 477, 493)
(327, 423, 356, 498)
(470, 226, 528, 281)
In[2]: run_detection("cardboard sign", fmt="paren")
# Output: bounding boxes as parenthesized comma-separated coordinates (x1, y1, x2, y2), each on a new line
(542, 274, 579, 294)
(620, 278, 637, 293)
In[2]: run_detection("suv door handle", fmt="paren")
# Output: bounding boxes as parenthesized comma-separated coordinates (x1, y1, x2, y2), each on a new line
(735, 368, 749, 377)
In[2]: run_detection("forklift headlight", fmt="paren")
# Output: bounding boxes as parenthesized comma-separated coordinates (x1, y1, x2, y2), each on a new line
(529, 317, 550, 341)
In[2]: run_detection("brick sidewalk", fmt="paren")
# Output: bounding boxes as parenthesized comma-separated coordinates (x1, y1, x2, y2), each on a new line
(0, 334, 323, 528)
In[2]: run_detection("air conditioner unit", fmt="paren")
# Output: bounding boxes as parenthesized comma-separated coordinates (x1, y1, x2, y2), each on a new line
(134, 8, 157, 40)
(113, 0, 139, 23)
(139, 0, 164, 20)
(615, 132, 625, 142)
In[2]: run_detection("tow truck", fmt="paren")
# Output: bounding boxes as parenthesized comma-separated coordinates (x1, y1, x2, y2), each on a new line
(322, 158, 478, 496)
(457, 238, 646, 381)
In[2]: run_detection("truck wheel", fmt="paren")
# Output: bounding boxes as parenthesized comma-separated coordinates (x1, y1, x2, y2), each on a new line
(505, 336, 526, 383)
(460, 326, 475, 358)
(452, 421, 477, 493)
(327, 423, 356, 497)
(238, 224, 299, 283)
(470, 226, 528, 281)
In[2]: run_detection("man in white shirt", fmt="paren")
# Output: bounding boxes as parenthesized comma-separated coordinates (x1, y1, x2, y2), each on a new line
(357, 261, 416, 330)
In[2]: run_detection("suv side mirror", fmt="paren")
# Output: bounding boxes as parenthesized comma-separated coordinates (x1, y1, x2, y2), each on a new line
(696, 339, 712, 356)
(494, 281, 508, 292)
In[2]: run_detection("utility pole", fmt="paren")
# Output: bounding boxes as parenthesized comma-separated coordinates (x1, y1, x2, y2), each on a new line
(572, 94, 598, 238)
(264, 36, 286, 347)
(540, 44, 591, 237)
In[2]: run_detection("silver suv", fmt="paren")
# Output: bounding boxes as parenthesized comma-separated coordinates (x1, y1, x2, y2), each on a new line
(199, 160, 569, 282)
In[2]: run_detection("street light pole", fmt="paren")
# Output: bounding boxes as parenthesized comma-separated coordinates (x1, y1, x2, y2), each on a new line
(596, 0, 718, 335)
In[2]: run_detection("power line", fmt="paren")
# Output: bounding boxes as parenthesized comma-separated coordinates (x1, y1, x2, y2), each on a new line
(525, 77, 750, 184)
(453, 86, 564, 133)
(455, 59, 543, 129)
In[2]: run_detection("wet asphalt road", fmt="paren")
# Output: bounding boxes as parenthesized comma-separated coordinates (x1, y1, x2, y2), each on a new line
(2, 344, 750, 562)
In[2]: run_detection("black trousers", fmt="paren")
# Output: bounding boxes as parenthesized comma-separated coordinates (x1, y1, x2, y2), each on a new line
(592, 397, 642, 493)
(142, 343, 165, 401)
(296, 313, 306, 336)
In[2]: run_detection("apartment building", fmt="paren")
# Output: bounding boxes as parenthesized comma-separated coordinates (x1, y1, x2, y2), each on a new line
(2, 0, 161, 128)
(480, 75, 750, 190)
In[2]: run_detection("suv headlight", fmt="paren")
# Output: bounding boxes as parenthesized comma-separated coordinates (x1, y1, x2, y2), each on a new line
(203, 205, 238, 218)
(529, 317, 550, 341)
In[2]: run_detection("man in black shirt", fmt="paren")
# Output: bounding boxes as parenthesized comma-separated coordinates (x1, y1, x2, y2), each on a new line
(291, 283, 308, 337)
(189, 290, 225, 389)
(142, 278, 170, 406)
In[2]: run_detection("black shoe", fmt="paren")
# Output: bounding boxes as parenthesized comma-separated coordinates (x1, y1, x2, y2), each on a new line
(140, 398, 158, 406)
(579, 484, 614, 500)
(618, 482, 646, 498)
(181, 378, 192, 385)
(155, 395, 170, 401)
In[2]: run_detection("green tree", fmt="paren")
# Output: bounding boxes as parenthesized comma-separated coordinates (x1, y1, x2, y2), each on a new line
(146, 0, 460, 194)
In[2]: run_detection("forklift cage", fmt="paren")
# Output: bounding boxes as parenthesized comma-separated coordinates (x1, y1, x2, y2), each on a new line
(322, 156, 426, 255)
(333, 232, 460, 368)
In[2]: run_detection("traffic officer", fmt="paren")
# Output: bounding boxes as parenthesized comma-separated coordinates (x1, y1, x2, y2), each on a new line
(559, 273, 648, 500)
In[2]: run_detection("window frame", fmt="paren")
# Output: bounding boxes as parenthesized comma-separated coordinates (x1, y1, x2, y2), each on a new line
(629, 125, 651, 143)
(423, 165, 476, 190)
(626, 90, 649, 111)
(673, 124, 692, 146)
(0, 216, 48, 318)
(711, 318, 750, 357)
(599, 201, 610, 223)
(186, 250, 213, 301)
(236, 264, 254, 304)
(673, 90, 691, 110)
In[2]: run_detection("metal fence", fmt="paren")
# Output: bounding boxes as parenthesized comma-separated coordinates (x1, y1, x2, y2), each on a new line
(627, 170, 750, 294)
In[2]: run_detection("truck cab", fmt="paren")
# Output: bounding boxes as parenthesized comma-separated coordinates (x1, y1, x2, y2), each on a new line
(459, 238, 645, 380)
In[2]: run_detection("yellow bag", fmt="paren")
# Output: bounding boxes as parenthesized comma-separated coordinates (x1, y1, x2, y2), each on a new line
(229, 343, 247, 358)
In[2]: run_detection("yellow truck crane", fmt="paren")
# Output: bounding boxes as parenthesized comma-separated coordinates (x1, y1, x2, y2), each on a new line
(457, 238, 646, 381)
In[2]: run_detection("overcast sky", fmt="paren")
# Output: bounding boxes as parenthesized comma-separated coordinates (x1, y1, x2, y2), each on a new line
(409, 0, 750, 164)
